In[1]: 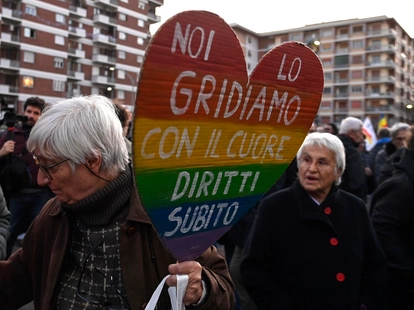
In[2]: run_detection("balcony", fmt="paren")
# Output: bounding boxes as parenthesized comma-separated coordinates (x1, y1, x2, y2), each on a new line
(365, 76, 395, 84)
(0, 84, 19, 94)
(1, 7, 22, 23)
(334, 93, 349, 99)
(365, 60, 395, 69)
(0, 58, 20, 70)
(93, 14, 118, 26)
(68, 48, 86, 58)
(366, 28, 397, 38)
(365, 91, 395, 99)
(92, 54, 116, 65)
(94, 0, 118, 11)
(366, 44, 396, 54)
(92, 33, 117, 46)
(91, 75, 116, 85)
(67, 71, 85, 81)
(69, 6, 87, 18)
(68, 26, 86, 38)
(1, 32, 21, 45)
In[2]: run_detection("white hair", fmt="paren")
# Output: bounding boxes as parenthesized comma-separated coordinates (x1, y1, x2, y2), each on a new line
(297, 132, 345, 185)
(339, 117, 363, 135)
(27, 95, 129, 176)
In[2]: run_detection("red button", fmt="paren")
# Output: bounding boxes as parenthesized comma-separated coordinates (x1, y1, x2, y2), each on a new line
(324, 207, 332, 214)
(336, 273, 345, 282)
(330, 237, 339, 246)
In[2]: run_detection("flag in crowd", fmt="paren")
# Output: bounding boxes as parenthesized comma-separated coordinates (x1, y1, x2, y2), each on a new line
(362, 116, 377, 151)
(377, 114, 388, 130)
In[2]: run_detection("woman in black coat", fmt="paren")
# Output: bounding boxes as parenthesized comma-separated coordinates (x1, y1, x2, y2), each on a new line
(241, 132, 387, 310)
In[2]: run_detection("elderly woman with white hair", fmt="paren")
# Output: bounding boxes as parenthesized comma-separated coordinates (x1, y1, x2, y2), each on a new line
(241, 132, 387, 310)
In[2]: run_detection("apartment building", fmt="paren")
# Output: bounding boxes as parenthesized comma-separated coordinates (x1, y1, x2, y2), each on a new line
(232, 16, 414, 127)
(0, 0, 163, 112)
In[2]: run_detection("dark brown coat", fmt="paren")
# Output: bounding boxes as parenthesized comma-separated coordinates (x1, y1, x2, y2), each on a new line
(0, 190, 235, 309)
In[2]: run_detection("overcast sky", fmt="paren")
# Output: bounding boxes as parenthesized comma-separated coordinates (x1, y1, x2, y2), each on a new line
(150, 0, 414, 38)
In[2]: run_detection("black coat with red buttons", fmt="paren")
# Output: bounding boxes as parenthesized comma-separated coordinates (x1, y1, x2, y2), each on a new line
(240, 179, 387, 310)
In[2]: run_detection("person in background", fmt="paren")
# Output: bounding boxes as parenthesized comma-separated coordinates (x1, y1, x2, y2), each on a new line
(323, 122, 339, 135)
(240, 132, 387, 309)
(114, 102, 133, 157)
(366, 127, 390, 183)
(0, 185, 11, 260)
(370, 125, 414, 310)
(337, 117, 369, 202)
(0, 95, 235, 309)
(0, 97, 54, 258)
(374, 122, 410, 186)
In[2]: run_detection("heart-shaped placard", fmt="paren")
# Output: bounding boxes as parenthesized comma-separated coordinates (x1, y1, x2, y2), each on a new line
(133, 11, 323, 261)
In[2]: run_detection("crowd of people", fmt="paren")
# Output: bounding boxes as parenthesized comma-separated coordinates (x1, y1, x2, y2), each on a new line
(0, 95, 413, 309)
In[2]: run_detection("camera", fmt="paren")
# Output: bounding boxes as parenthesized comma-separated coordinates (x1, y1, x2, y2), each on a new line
(0, 108, 28, 128)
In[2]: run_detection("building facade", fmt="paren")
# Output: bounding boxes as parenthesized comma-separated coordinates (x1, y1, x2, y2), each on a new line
(232, 16, 414, 128)
(0, 0, 163, 112)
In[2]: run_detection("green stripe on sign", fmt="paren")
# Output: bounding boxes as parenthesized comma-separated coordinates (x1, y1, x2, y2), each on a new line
(135, 163, 290, 209)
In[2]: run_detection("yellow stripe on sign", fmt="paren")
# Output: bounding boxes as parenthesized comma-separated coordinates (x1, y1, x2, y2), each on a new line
(133, 118, 307, 170)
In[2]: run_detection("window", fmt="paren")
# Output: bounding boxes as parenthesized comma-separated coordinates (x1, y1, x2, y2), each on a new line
(138, 1, 145, 9)
(23, 51, 35, 63)
(53, 80, 65, 92)
(351, 55, 363, 64)
(137, 37, 144, 45)
(118, 90, 125, 99)
(56, 13, 66, 24)
(137, 19, 145, 28)
(55, 35, 64, 45)
(119, 32, 126, 40)
(322, 58, 332, 66)
(352, 25, 363, 33)
(22, 76, 34, 88)
(137, 55, 143, 63)
(321, 29, 333, 37)
(321, 101, 331, 109)
(371, 55, 381, 64)
(351, 101, 362, 109)
(351, 40, 363, 49)
(118, 70, 126, 79)
(323, 87, 332, 94)
(324, 72, 332, 80)
(54, 57, 64, 68)
(119, 13, 127, 21)
(351, 85, 363, 93)
(25, 5, 36, 16)
(351, 70, 363, 79)
(24, 28, 36, 38)
(290, 33, 302, 41)
(119, 51, 126, 59)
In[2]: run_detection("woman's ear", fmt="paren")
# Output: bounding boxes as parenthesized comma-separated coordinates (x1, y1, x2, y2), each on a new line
(85, 156, 102, 172)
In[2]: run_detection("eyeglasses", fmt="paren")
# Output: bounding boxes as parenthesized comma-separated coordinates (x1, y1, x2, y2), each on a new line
(32, 154, 70, 180)
(298, 155, 335, 171)
(77, 240, 130, 310)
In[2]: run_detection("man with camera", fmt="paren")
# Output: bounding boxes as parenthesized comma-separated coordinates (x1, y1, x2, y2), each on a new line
(0, 97, 54, 258)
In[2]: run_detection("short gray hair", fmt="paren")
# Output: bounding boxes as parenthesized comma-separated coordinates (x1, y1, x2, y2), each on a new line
(390, 122, 410, 139)
(27, 95, 129, 176)
(297, 132, 345, 185)
(339, 117, 363, 135)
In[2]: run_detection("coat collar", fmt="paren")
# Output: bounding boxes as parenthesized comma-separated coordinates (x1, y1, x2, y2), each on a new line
(46, 184, 152, 224)
(292, 179, 338, 224)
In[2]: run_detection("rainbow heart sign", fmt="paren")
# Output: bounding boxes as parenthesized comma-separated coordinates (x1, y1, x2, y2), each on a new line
(133, 11, 323, 261)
